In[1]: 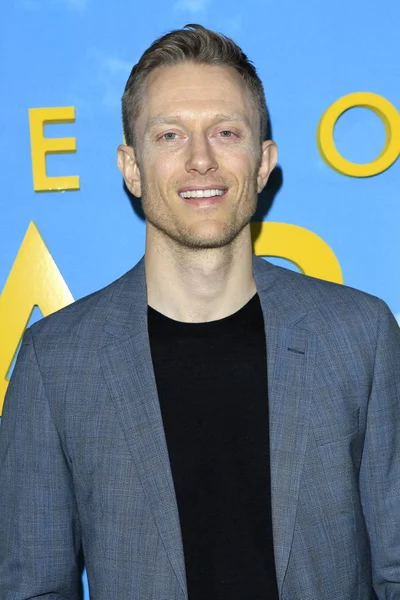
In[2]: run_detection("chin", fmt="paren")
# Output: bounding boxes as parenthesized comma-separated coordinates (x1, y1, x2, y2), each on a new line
(176, 220, 247, 249)
(148, 214, 250, 250)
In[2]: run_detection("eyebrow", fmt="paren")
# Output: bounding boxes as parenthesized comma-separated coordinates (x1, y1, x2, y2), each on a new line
(146, 113, 252, 130)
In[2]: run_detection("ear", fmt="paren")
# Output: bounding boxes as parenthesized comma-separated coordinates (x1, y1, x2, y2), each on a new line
(117, 144, 142, 197)
(257, 140, 278, 193)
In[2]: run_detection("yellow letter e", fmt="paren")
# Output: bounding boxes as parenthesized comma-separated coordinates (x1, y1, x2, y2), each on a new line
(29, 106, 80, 192)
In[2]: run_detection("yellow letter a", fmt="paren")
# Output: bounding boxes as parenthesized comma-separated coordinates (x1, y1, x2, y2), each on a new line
(0, 222, 74, 415)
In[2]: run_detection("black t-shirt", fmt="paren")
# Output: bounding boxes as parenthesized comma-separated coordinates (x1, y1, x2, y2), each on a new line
(148, 294, 279, 600)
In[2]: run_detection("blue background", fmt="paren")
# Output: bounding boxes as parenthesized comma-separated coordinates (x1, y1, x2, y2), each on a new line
(1, 0, 400, 596)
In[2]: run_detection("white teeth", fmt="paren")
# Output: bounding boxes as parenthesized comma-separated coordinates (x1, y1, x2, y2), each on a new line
(179, 189, 225, 199)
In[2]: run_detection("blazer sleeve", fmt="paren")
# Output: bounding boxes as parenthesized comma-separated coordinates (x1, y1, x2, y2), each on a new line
(0, 328, 81, 599)
(359, 299, 400, 598)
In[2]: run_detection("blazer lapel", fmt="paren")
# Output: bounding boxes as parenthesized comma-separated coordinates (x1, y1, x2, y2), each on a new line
(100, 259, 187, 597)
(254, 258, 316, 595)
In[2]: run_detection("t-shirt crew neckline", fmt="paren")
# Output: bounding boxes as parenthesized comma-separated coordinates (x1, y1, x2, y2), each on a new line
(147, 292, 260, 337)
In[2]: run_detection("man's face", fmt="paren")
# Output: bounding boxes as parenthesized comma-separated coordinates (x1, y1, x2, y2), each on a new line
(119, 62, 277, 249)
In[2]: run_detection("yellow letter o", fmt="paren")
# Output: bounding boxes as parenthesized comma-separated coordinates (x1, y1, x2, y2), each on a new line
(317, 92, 400, 177)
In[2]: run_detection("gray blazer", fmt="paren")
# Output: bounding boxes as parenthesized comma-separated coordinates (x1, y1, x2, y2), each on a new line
(1, 256, 400, 600)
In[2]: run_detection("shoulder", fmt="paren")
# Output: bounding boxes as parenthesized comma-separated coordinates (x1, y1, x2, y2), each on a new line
(253, 256, 393, 336)
(28, 259, 143, 351)
(254, 259, 400, 383)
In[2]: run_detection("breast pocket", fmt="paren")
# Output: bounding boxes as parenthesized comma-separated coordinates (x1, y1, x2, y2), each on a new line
(311, 405, 360, 447)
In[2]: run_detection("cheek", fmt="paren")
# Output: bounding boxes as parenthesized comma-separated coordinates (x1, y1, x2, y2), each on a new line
(216, 144, 259, 170)
(144, 150, 182, 182)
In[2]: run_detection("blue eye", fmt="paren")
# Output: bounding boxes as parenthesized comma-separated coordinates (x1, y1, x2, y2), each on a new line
(220, 130, 233, 137)
(163, 132, 178, 140)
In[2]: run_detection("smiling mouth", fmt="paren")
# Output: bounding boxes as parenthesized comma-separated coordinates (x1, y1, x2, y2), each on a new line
(179, 188, 227, 199)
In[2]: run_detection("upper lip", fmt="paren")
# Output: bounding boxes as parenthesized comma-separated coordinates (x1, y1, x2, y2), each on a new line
(178, 185, 228, 193)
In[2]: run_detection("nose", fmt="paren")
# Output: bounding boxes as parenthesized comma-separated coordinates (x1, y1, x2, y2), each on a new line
(185, 133, 218, 175)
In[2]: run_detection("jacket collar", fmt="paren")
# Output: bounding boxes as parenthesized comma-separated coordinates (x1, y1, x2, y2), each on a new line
(103, 255, 309, 341)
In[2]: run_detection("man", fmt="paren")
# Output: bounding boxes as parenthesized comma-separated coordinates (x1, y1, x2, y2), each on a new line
(0, 23, 399, 600)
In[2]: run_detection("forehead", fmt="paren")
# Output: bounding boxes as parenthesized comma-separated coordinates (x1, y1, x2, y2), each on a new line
(138, 62, 257, 126)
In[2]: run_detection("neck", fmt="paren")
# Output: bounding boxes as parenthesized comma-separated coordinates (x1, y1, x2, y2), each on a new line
(145, 224, 256, 323)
